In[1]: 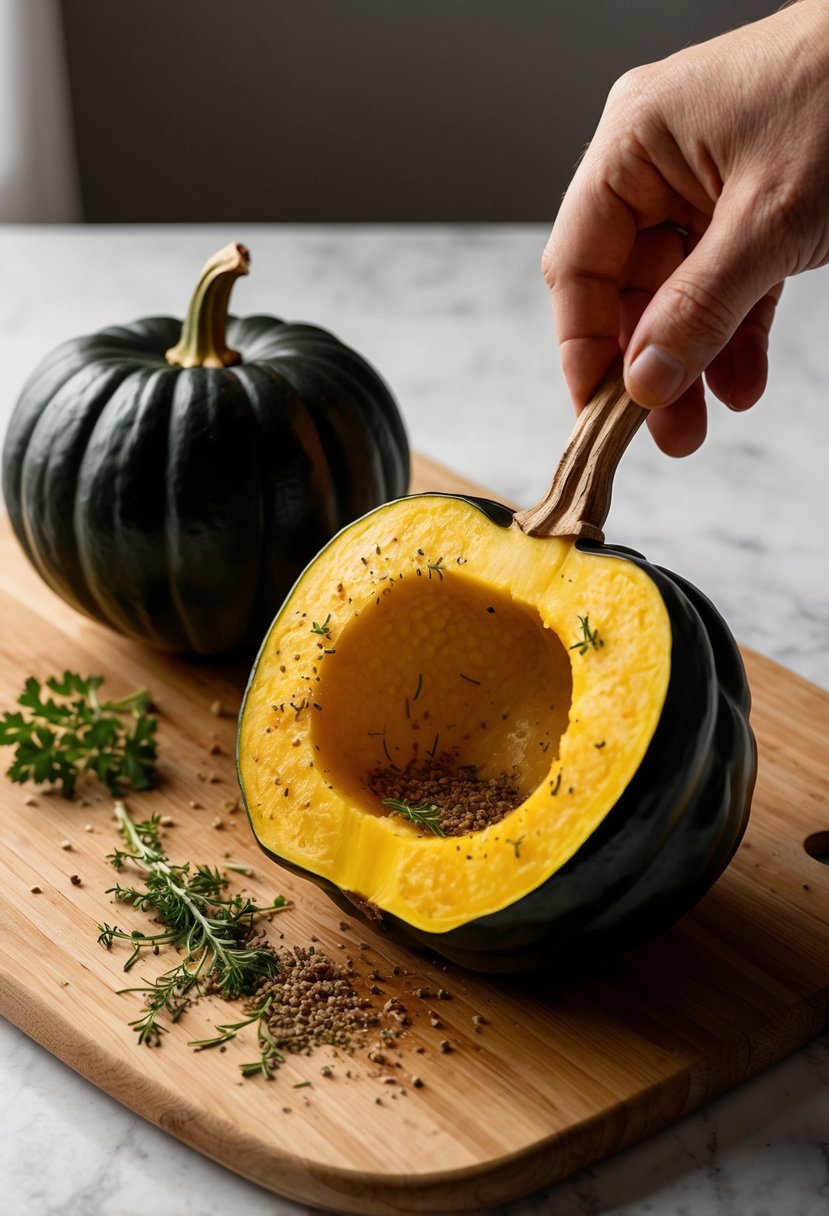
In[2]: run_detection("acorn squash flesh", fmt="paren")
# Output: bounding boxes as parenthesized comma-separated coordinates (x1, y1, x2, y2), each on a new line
(238, 494, 675, 938)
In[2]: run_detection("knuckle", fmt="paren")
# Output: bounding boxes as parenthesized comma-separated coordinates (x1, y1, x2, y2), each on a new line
(752, 178, 815, 274)
(541, 226, 569, 290)
(760, 178, 807, 235)
(540, 238, 557, 288)
(606, 65, 654, 110)
(661, 276, 740, 349)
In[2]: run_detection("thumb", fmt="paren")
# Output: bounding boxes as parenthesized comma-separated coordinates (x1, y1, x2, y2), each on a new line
(624, 198, 779, 408)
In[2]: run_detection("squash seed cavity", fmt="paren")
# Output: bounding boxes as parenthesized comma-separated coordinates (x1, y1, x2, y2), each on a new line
(312, 573, 573, 818)
(368, 754, 521, 836)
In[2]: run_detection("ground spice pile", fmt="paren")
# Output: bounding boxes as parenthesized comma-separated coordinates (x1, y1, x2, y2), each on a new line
(249, 944, 375, 1058)
(368, 754, 522, 835)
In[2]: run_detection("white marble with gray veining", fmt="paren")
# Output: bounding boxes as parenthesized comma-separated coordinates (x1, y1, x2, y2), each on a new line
(0, 225, 827, 1216)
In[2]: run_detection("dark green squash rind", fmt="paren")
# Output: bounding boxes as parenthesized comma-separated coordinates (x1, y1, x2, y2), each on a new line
(2, 315, 409, 655)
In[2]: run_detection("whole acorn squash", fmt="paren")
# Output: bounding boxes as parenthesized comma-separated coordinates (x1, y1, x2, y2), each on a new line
(1, 244, 409, 655)
(237, 370, 756, 972)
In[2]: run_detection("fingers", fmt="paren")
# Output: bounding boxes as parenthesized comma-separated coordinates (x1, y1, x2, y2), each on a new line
(704, 284, 783, 410)
(647, 381, 708, 456)
(544, 0, 829, 457)
(624, 186, 784, 408)
(619, 223, 693, 349)
(627, 270, 781, 456)
(618, 224, 710, 455)
(545, 154, 673, 407)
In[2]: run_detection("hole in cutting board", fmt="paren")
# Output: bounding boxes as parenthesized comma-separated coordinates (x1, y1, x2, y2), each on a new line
(803, 832, 829, 865)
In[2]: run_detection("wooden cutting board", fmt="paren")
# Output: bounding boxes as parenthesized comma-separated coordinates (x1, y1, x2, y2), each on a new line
(1, 453, 828, 1216)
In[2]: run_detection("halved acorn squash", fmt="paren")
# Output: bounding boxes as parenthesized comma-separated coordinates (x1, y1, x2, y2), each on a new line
(237, 372, 756, 972)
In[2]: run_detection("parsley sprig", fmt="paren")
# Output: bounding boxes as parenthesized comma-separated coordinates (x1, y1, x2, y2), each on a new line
(0, 672, 157, 798)
(98, 802, 289, 1045)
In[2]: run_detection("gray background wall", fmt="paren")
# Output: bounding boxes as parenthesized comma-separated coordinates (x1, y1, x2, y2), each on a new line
(60, 0, 780, 222)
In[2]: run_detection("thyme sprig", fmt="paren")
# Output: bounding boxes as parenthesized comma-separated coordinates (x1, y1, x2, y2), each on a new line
(98, 802, 288, 1045)
(381, 797, 447, 837)
(570, 615, 604, 656)
(0, 672, 157, 797)
(189, 996, 287, 1078)
(311, 614, 332, 637)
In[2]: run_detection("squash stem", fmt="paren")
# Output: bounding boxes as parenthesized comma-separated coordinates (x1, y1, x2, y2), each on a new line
(165, 243, 250, 369)
(513, 361, 648, 543)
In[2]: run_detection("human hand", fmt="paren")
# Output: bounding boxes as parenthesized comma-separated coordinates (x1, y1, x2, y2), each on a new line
(543, 0, 829, 455)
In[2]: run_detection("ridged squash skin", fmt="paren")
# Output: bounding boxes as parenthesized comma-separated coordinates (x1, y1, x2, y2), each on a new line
(2, 314, 408, 655)
(237, 494, 756, 974)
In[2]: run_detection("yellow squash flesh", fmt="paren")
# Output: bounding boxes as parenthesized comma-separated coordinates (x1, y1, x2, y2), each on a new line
(238, 495, 671, 934)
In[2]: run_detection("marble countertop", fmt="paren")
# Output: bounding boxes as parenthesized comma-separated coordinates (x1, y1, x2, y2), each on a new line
(1, 225, 827, 1216)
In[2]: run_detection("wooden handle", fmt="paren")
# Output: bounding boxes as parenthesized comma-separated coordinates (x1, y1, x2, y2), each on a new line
(513, 362, 647, 542)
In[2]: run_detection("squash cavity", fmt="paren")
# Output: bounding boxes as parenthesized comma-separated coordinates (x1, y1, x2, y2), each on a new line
(238, 495, 674, 935)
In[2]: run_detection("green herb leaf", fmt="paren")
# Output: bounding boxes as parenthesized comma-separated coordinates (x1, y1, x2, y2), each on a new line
(569, 615, 603, 656)
(191, 995, 287, 1080)
(0, 673, 158, 797)
(99, 802, 290, 1045)
(381, 797, 447, 837)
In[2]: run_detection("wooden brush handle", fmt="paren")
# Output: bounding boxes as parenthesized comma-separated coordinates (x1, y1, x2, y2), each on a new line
(513, 362, 647, 542)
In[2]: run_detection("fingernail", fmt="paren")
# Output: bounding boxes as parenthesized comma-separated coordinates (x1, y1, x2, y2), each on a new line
(627, 345, 686, 407)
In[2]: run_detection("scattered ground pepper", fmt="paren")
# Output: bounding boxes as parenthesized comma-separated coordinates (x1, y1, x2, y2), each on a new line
(228, 939, 468, 1094)
(249, 945, 376, 1058)
(368, 754, 522, 835)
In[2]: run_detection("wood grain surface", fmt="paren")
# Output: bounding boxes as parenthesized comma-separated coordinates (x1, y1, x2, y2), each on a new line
(1, 452, 828, 1216)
